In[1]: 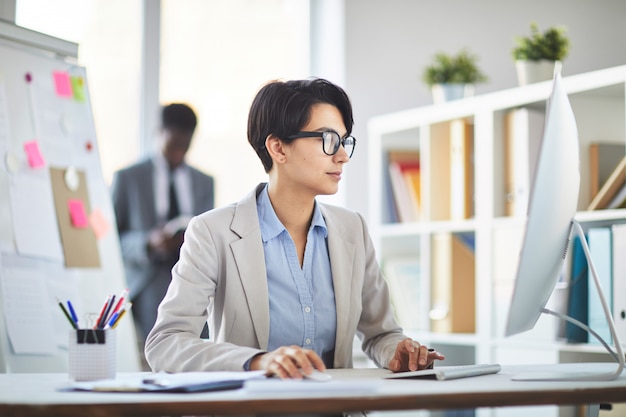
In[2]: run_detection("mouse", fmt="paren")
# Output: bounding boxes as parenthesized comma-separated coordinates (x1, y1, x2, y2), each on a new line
(300, 369, 332, 382)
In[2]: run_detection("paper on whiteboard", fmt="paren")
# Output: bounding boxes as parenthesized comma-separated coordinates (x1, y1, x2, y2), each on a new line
(0, 80, 16, 253)
(0, 79, 9, 148)
(0, 253, 56, 355)
(8, 170, 64, 262)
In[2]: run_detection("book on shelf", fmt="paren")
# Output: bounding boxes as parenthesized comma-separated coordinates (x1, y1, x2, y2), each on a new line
(587, 227, 613, 345)
(503, 108, 544, 217)
(587, 155, 626, 210)
(387, 150, 420, 223)
(611, 224, 626, 343)
(449, 119, 474, 220)
(382, 257, 422, 330)
(430, 232, 475, 333)
(607, 187, 626, 209)
(589, 142, 625, 202)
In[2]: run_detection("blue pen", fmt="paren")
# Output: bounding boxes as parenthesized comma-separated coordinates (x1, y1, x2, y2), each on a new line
(105, 311, 119, 329)
(67, 300, 79, 328)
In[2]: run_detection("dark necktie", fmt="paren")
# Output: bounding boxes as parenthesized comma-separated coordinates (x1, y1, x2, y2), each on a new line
(167, 169, 179, 220)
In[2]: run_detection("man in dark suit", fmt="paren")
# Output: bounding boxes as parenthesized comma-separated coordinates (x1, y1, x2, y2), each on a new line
(111, 103, 214, 346)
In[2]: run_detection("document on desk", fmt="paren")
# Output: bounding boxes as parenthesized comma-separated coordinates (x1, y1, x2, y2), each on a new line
(64, 371, 266, 393)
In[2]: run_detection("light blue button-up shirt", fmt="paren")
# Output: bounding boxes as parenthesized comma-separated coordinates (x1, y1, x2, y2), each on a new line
(257, 185, 337, 367)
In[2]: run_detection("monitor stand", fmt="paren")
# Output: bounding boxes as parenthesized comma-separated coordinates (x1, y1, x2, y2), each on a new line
(512, 220, 625, 381)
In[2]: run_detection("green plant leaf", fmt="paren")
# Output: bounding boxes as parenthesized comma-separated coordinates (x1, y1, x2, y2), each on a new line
(512, 22, 569, 61)
(422, 49, 488, 86)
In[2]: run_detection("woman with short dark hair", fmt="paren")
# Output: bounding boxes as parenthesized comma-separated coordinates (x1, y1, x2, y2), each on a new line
(145, 78, 443, 378)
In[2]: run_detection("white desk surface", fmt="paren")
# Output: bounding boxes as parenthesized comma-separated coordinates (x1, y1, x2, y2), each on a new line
(1, 363, 625, 417)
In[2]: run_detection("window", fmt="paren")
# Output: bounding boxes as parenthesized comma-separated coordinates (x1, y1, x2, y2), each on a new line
(160, 0, 310, 205)
(16, 0, 142, 184)
(16, 0, 310, 206)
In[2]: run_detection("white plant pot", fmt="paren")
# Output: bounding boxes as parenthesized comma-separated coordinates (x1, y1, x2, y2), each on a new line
(515, 60, 562, 86)
(431, 83, 475, 104)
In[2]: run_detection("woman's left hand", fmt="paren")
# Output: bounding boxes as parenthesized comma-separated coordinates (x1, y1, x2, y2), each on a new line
(388, 338, 445, 372)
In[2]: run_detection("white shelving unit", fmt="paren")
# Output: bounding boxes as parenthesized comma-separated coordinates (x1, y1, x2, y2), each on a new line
(366, 66, 626, 417)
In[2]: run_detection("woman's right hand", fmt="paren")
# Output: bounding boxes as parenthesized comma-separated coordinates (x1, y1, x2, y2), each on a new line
(249, 345, 326, 379)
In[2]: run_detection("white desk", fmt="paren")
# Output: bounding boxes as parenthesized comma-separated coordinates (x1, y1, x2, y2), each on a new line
(1, 363, 625, 416)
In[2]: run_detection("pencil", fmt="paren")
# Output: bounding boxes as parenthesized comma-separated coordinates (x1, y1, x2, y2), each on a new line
(57, 297, 77, 329)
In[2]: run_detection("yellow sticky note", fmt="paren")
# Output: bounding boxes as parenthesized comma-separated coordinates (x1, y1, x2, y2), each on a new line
(70, 76, 86, 102)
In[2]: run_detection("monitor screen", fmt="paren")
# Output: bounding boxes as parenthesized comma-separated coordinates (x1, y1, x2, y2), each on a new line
(504, 73, 580, 337)
(503, 74, 625, 381)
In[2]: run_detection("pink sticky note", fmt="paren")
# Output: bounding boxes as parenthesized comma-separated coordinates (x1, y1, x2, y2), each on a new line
(89, 208, 110, 239)
(53, 71, 73, 98)
(23, 140, 46, 168)
(68, 199, 89, 228)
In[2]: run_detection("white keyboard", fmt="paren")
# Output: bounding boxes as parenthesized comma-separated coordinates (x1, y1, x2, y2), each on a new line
(384, 363, 501, 381)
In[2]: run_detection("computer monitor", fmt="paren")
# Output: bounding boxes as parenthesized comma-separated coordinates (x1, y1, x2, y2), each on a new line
(503, 73, 625, 381)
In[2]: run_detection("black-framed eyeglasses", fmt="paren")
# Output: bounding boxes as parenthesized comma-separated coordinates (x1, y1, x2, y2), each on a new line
(287, 131, 356, 158)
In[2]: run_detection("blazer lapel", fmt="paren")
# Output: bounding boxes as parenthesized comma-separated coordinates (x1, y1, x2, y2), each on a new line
(322, 206, 356, 366)
(229, 185, 270, 350)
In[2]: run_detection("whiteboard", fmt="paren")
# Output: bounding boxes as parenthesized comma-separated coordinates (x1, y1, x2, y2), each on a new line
(0, 22, 140, 372)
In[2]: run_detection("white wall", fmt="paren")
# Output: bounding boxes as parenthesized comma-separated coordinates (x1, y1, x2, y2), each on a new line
(343, 0, 626, 217)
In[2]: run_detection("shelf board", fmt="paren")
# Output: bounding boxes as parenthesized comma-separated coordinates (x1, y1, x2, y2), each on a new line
(487, 210, 626, 228)
(368, 65, 626, 136)
(575, 209, 626, 223)
(380, 219, 476, 236)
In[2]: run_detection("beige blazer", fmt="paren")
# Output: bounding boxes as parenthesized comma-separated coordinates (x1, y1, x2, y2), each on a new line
(145, 183, 405, 372)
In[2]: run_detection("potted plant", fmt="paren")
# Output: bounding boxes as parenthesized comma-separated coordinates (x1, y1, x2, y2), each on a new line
(512, 23, 570, 85)
(422, 49, 488, 104)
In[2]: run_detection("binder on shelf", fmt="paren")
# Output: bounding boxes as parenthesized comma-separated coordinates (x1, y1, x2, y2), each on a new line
(382, 257, 422, 330)
(611, 224, 626, 343)
(589, 142, 625, 201)
(430, 233, 475, 333)
(449, 119, 474, 220)
(565, 235, 589, 343)
(503, 108, 544, 217)
(587, 227, 613, 345)
(387, 150, 420, 223)
(587, 156, 626, 210)
(429, 122, 451, 221)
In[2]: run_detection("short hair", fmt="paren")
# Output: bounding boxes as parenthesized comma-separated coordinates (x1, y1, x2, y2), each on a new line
(247, 78, 354, 173)
(161, 103, 197, 133)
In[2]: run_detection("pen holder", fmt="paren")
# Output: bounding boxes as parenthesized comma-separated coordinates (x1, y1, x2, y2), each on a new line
(68, 329, 116, 381)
